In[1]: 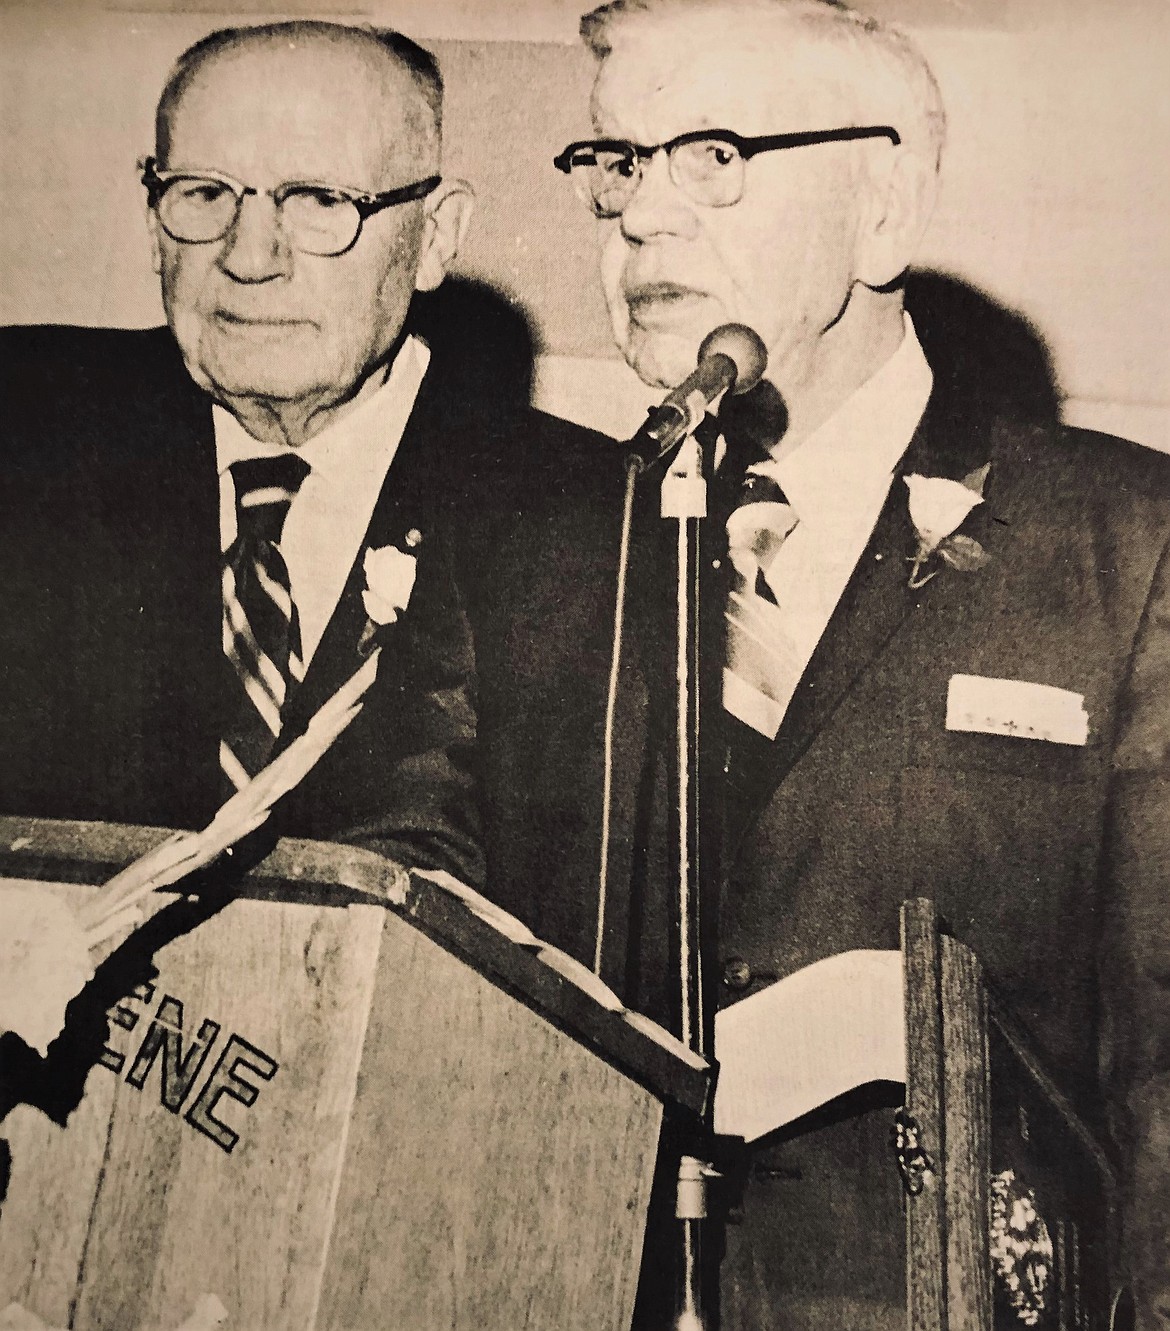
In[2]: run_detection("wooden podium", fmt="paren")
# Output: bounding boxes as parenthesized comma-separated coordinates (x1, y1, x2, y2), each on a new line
(899, 899, 1120, 1331)
(710, 899, 1120, 1329)
(0, 817, 709, 1331)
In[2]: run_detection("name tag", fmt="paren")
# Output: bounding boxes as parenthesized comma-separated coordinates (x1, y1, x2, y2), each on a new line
(946, 674, 1089, 746)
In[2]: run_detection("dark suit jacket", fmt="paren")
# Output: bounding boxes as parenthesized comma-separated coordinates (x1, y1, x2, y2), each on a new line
(0, 322, 621, 893)
(595, 394, 1170, 1326)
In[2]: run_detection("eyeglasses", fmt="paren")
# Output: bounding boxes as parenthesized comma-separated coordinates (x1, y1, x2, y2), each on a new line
(553, 126, 900, 218)
(139, 156, 442, 257)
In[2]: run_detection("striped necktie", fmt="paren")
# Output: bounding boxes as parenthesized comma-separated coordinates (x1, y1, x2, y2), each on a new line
(220, 453, 310, 792)
(723, 451, 800, 740)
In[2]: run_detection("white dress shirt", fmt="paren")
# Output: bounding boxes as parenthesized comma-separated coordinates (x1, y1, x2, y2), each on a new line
(214, 335, 429, 668)
(726, 315, 933, 729)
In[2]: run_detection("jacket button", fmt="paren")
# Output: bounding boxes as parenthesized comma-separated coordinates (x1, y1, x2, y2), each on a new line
(722, 957, 753, 991)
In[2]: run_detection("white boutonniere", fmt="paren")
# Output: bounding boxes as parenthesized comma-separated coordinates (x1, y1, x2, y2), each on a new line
(904, 465, 991, 590)
(359, 530, 421, 651)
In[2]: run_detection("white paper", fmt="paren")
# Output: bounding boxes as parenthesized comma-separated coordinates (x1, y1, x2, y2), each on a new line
(713, 950, 905, 1142)
(0, 882, 94, 1056)
(534, 945, 624, 1011)
(413, 868, 538, 946)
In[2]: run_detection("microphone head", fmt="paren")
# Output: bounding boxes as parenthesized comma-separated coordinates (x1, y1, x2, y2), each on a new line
(698, 324, 767, 396)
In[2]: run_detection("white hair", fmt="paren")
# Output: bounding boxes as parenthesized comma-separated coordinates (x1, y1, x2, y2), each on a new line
(580, 0, 946, 169)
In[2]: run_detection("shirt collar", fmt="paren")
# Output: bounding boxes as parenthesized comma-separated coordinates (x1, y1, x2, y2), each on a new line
(759, 314, 932, 532)
(213, 334, 430, 483)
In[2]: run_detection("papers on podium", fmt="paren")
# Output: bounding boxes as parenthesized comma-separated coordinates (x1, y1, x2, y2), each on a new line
(713, 950, 905, 1142)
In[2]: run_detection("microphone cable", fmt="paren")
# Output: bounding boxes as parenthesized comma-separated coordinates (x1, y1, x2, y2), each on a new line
(595, 450, 643, 976)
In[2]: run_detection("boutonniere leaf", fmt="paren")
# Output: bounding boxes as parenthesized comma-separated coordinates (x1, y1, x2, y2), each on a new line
(938, 532, 991, 574)
(359, 530, 421, 653)
(904, 467, 991, 590)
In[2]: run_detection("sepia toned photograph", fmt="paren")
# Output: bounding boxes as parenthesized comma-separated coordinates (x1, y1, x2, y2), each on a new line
(1, 0, 1167, 1327)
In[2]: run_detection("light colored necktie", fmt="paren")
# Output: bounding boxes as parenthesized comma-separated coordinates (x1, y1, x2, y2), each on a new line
(220, 453, 310, 792)
(723, 465, 801, 739)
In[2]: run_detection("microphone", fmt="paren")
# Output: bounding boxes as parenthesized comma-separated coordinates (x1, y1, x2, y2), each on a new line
(629, 323, 767, 467)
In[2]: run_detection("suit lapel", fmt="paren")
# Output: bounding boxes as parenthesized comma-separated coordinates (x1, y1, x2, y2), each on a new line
(279, 365, 447, 736)
(725, 393, 1000, 846)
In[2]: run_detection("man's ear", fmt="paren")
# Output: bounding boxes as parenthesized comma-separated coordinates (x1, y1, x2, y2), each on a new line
(146, 206, 163, 276)
(855, 147, 939, 291)
(414, 179, 475, 293)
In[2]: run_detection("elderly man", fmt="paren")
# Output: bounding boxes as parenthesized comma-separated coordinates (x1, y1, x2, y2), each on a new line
(0, 20, 615, 892)
(554, 0, 1170, 1325)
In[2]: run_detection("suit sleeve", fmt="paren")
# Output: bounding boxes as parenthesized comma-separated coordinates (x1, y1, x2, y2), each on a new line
(337, 693, 484, 890)
(1104, 532, 1170, 1328)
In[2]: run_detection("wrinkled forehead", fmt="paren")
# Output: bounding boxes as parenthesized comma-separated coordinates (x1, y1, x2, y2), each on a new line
(163, 36, 436, 184)
(591, 12, 859, 141)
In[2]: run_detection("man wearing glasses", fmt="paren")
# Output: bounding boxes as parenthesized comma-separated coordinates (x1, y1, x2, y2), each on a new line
(554, 0, 1170, 1325)
(0, 20, 611, 888)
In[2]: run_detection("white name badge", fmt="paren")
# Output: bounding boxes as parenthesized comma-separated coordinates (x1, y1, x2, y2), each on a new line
(946, 673, 1089, 746)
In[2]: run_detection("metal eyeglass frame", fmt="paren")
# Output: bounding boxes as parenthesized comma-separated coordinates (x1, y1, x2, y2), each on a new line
(139, 156, 442, 257)
(553, 125, 901, 215)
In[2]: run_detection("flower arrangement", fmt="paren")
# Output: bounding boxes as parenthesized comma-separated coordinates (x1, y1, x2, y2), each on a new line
(989, 1168, 1053, 1326)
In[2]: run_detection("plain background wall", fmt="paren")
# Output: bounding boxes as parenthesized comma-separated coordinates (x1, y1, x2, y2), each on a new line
(0, 0, 1167, 448)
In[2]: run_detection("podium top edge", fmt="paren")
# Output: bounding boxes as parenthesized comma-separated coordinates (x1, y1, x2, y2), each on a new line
(0, 815, 711, 1116)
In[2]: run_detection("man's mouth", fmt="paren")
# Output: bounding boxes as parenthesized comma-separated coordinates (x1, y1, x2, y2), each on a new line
(624, 282, 708, 325)
(213, 311, 314, 329)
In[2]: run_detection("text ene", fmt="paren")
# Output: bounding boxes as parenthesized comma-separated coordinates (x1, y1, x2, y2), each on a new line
(99, 982, 279, 1155)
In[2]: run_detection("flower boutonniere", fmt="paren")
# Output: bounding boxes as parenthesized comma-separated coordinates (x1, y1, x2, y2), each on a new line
(904, 465, 992, 590)
(359, 529, 421, 652)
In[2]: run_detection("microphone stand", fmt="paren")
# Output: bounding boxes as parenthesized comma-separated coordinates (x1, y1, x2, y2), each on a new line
(659, 428, 716, 1331)
(606, 327, 765, 1330)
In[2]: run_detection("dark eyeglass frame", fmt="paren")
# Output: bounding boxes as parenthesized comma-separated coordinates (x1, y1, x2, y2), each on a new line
(553, 125, 901, 215)
(139, 156, 442, 256)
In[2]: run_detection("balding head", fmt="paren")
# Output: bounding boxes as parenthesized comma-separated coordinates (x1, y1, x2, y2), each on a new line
(155, 21, 444, 170)
(581, 0, 944, 170)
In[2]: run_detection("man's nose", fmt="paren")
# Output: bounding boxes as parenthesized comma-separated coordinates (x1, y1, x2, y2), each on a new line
(216, 193, 294, 282)
(619, 151, 699, 243)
